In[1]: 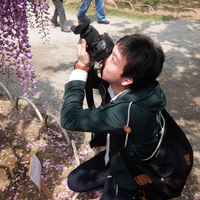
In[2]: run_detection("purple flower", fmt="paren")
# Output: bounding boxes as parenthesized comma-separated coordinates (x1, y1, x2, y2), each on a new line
(0, 0, 50, 96)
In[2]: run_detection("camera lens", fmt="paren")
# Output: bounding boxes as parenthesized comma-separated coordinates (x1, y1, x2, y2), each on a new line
(71, 16, 114, 62)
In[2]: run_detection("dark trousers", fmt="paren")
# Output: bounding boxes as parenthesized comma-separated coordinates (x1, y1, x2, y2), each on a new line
(52, 0, 67, 29)
(67, 150, 140, 200)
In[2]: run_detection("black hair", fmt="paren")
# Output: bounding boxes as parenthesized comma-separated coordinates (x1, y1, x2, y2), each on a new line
(116, 34, 165, 89)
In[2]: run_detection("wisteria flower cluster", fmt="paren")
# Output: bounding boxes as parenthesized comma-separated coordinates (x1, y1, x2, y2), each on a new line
(0, 0, 50, 96)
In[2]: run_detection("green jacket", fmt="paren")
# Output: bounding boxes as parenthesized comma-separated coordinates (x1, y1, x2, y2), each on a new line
(61, 71, 166, 190)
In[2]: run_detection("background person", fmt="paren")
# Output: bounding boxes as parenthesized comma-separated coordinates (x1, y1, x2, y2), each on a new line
(51, 0, 71, 32)
(77, 0, 109, 24)
(61, 34, 166, 199)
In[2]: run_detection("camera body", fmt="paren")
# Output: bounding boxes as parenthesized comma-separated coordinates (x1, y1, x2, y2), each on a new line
(70, 16, 114, 62)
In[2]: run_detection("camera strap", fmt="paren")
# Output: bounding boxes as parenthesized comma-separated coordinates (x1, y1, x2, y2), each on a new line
(98, 60, 106, 105)
(85, 66, 95, 109)
(85, 60, 106, 108)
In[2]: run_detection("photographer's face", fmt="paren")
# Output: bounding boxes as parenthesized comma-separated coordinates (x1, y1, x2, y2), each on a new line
(97, 44, 127, 87)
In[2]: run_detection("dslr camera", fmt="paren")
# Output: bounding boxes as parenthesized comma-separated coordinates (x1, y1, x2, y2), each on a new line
(70, 16, 114, 62)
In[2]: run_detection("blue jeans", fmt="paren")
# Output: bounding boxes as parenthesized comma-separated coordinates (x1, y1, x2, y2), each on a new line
(67, 150, 140, 200)
(77, 0, 106, 21)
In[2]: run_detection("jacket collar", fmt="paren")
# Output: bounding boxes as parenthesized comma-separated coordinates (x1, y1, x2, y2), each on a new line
(108, 85, 131, 101)
(111, 81, 161, 104)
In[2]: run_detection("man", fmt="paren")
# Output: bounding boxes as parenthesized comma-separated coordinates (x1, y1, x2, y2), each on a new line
(77, 0, 109, 24)
(51, 0, 71, 32)
(61, 34, 166, 199)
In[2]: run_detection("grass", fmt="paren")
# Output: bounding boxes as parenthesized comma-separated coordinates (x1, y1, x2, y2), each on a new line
(64, 1, 173, 21)
(143, 0, 160, 5)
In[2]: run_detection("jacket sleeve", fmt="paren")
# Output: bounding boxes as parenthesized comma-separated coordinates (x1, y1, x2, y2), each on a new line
(60, 80, 127, 134)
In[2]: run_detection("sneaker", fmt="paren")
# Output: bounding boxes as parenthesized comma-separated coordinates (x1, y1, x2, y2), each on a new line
(61, 27, 71, 32)
(50, 19, 60, 27)
(98, 20, 110, 24)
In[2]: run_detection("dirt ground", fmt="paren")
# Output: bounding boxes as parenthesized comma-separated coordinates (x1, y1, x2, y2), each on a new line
(103, 0, 200, 21)
(69, 0, 200, 21)
(1, 0, 200, 199)
(0, 89, 101, 200)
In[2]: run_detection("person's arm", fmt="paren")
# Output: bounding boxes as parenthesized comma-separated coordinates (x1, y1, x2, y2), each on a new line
(60, 80, 125, 133)
(60, 39, 123, 133)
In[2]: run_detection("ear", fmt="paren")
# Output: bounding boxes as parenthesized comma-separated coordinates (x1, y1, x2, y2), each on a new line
(121, 77, 133, 86)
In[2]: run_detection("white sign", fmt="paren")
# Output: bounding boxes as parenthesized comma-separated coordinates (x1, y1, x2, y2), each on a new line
(29, 154, 42, 191)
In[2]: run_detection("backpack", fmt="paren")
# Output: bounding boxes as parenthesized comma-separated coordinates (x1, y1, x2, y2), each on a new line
(120, 109, 193, 200)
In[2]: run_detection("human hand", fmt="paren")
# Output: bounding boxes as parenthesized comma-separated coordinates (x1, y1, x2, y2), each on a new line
(76, 38, 90, 67)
